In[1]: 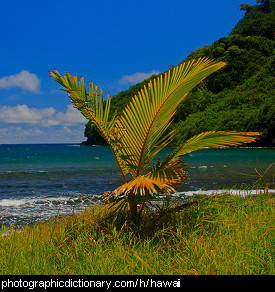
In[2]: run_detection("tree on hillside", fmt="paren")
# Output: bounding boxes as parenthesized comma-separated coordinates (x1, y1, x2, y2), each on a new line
(239, 3, 252, 14)
(234, 0, 274, 38)
(240, 0, 272, 13)
(256, 0, 272, 12)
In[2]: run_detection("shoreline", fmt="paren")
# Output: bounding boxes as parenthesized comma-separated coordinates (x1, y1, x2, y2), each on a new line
(79, 138, 275, 148)
(1, 188, 274, 231)
(0, 142, 274, 148)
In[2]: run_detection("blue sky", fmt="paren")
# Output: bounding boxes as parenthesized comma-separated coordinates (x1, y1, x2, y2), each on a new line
(0, 0, 256, 144)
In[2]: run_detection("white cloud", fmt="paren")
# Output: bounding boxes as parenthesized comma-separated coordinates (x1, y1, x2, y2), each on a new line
(0, 126, 85, 144)
(0, 126, 42, 144)
(0, 70, 41, 93)
(119, 70, 160, 85)
(0, 104, 87, 127)
(0, 104, 55, 125)
(57, 105, 87, 126)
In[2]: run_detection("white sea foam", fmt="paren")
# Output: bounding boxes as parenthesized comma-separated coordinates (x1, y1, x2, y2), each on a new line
(0, 194, 100, 208)
(1, 189, 273, 209)
(0, 197, 65, 207)
(0, 199, 27, 207)
(0, 170, 49, 174)
(174, 189, 275, 197)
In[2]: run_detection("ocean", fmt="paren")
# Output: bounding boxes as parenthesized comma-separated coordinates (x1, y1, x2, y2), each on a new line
(0, 144, 274, 228)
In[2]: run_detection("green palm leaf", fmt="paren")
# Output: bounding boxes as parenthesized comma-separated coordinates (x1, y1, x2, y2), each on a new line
(162, 131, 260, 165)
(116, 58, 226, 177)
(111, 159, 186, 198)
(49, 69, 127, 182)
(50, 70, 116, 137)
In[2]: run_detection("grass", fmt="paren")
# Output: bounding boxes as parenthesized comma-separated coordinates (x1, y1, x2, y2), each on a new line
(0, 191, 274, 275)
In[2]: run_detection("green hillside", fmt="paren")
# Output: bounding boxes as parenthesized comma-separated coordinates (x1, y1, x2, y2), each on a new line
(84, 0, 275, 146)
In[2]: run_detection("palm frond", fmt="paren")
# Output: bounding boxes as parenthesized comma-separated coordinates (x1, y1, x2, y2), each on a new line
(163, 131, 260, 165)
(108, 159, 186, 201)
(116, 58, 226, 177)
(50, 70, 116, 139)
(111, 175, 176, 198)
(50, 69, 127, 182)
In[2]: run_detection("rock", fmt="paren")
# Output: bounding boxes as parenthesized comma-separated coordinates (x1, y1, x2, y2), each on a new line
(80, 131, 108, 146)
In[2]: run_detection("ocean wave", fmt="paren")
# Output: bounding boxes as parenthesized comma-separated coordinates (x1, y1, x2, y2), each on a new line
(174, 189, 275, 197)
(0, 194, 101, 208)
(0, 189, 274, 229)
(1, 189, 274, 209)
(0, 170, 49, 174)
(239, 147, 274, 149)
(0, 193, 103, 228)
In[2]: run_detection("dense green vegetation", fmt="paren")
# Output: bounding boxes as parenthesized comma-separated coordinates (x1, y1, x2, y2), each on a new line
(234, 0, 275, 39)
(1, 193, 274, 274)
(173, 35, 274, 145)
(84, 0, 275, 146)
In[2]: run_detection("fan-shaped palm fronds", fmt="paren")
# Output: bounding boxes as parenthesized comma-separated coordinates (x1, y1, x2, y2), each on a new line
(50, 58, 259, 223)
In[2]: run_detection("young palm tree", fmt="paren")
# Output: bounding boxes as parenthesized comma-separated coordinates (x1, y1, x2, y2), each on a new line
(50, 58, 258, 223)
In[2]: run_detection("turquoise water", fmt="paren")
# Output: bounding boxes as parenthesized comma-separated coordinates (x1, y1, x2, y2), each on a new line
(0, 144, 274, 227)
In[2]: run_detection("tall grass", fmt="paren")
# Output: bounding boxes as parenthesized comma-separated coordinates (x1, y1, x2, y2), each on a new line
(0, 192, 274, 275)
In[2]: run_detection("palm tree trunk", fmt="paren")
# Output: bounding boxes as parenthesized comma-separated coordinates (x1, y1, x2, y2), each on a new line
(128, 192, 138, 224)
